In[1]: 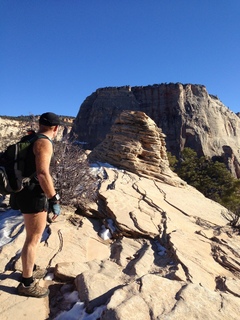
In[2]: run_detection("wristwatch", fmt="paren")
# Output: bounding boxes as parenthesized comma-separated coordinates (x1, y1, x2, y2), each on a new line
(49, 194, 60, 202)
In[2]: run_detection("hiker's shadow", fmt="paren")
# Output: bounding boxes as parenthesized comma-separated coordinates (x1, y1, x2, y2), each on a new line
(0, 271, 21, 295)
(0, 284, 18, 295)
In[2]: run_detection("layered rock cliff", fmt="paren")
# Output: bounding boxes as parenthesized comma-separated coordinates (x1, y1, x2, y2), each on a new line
(89, 110, 184, 186)
(71, 83, 240, 177)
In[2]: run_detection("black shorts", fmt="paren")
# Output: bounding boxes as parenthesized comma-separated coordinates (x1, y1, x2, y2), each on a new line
(10, 184, 48, 214)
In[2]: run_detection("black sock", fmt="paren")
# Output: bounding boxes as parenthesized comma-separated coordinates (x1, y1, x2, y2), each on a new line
(22, 276, 34, 287)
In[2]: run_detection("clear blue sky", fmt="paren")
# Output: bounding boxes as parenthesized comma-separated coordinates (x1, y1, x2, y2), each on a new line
(1, 0, 240, 117)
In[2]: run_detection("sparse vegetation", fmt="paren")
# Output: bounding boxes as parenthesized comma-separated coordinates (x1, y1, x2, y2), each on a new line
(169, 147, 240, 228)
(50, 139, 98, 208)
(166, 151, 178, 171)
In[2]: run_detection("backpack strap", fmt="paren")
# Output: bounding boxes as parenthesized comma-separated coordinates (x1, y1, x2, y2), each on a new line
(35, 133, 53, 143)
(19, 132, 52, 144)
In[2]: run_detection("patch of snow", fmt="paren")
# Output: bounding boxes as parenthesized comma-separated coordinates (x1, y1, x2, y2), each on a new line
(99, 225, 111, 240)
(0, 209, 23, 247)
(44, 272, 54, 281)
(62, 290, 79, 304)
(90, 162, 124, 175)
(90, 162, 116, 169)
(55, 300, 106, 320)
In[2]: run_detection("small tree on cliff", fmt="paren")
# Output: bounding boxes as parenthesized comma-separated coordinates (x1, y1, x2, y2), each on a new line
(166, 151, 178, 171)
(170, 147, 240, 228)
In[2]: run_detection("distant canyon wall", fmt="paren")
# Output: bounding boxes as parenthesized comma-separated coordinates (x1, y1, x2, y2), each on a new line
(0, 117, 71, 151)
(71, 83, 240, 177)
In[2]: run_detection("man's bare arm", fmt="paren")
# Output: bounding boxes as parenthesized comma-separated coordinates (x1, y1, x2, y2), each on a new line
(33, 138, 56, 199)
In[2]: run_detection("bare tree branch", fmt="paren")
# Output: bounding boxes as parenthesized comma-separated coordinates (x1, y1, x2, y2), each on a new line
(50, 140, 98, 208)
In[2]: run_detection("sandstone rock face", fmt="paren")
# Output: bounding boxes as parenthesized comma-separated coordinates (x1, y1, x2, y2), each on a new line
(1, 111, 240, 319)
(72, 83, 240, 177)
(89, 110, 184, 185)
(0, 118, 25, 151)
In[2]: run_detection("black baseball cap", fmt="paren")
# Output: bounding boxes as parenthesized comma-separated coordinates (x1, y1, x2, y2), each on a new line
(39, 112, 61, 126)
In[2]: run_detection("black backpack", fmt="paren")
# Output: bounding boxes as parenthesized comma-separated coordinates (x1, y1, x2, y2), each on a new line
(0, 133, 47, 195)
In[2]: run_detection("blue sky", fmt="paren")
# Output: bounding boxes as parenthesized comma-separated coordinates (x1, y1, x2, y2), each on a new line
(1, 0, 240, 117)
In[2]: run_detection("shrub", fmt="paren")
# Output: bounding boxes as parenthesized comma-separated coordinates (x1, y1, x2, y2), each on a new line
(50, 140, 98, 208)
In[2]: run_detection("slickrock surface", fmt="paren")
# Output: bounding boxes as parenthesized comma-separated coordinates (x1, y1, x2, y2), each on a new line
(0, 169, 239, 319)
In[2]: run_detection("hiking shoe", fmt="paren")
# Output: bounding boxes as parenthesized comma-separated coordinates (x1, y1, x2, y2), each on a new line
(14, 261, 47, 279)
(33, 266, 47, 279)
(17, 279, 49, 298)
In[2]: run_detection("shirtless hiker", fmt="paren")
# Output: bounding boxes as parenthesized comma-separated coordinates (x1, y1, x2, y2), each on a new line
(10, 112, 61, 298)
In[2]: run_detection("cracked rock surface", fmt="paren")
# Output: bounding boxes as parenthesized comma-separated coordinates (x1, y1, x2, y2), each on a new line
(0, 166, 239, 320)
